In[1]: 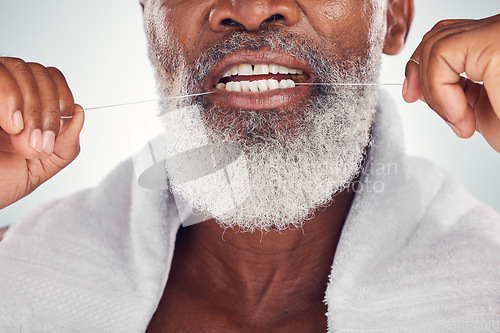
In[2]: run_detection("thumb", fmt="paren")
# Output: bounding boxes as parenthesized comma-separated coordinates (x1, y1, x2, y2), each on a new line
(53, 104, 85, 162)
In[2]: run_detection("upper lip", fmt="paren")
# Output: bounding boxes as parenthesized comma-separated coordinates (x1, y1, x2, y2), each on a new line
(204, 50, 313, 90)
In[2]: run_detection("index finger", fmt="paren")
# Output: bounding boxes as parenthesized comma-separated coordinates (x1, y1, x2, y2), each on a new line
(403, 19, 472, 104)
(47, 67, 75, 118)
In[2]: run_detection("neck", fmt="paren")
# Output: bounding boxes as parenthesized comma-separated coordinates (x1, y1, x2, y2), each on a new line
(169, 187, 355, 327)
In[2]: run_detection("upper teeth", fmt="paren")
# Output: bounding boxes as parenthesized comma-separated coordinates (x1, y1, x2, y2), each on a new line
(222, 64, 303, 78)
(217, 79, 296, 92)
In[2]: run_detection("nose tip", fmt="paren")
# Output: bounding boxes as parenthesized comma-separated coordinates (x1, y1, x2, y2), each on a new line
(209, 0, 301, 32)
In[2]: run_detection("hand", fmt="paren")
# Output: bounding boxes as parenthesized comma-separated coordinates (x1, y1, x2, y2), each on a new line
(403, 14, 500, 153)
(0, 57, 84, 209)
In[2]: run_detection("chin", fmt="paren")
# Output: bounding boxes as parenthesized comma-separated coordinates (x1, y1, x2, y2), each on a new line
(162, 83, 377, 232)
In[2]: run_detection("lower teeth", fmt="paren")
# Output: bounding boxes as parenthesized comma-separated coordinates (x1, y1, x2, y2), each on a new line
(217, 79, 296, 92)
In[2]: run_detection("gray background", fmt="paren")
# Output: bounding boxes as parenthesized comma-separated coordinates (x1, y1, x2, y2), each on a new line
(0, 0, 499, 227)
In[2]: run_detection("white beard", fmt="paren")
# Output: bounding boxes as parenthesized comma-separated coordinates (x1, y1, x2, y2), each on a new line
(147, 6, 386, 232)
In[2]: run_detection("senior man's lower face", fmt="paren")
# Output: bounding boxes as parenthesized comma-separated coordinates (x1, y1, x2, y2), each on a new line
(143, 0, 387, 231)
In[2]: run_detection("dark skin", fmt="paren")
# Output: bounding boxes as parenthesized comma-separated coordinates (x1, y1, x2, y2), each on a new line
(147, 190, 354, 332)
(143, 0, 413, 331)
(1, 0, 500, 331)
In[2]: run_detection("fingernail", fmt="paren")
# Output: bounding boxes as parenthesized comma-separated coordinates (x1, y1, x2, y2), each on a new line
(446, 121, 462, 137)
(42, 131, 56, 155)
(402, 77, 408, 97)
(30, 129, 43, 153)
(12, 111, 24, 131)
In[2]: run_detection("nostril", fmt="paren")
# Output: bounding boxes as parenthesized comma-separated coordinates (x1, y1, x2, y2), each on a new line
(221, 18, 240, 26)
(265, 14, 285, 23)
(220, 14, 286, 30)
(260, 14, 286, 29)
(210, 5, 300, 33)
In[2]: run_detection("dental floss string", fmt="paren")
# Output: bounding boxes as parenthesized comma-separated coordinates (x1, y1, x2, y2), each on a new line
(295, 82, 403, 86)
(59, 91, 214, 119)
(59, 83, 403, 118)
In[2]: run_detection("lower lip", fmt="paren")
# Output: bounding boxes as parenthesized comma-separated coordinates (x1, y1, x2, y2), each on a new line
(206, 85, 312, 110)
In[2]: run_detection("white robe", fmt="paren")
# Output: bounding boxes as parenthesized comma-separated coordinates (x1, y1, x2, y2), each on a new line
(0, 96, 499, 332)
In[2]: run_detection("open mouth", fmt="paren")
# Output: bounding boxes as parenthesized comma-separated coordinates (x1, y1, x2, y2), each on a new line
(205, 52, 313, 110)
(215, 64, 310, 92)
